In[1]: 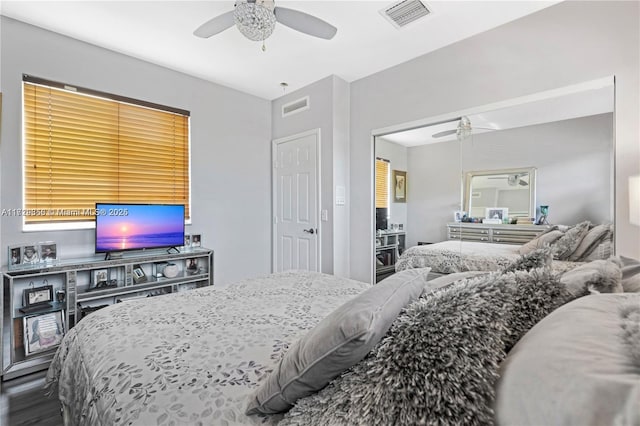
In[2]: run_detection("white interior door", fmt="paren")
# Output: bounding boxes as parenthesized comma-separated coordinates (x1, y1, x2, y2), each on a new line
(272, 129, 320, 272)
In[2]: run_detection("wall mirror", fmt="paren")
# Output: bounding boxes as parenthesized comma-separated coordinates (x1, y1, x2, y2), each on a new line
(373, 77, 614, 283)
(464, 167, 536, 219)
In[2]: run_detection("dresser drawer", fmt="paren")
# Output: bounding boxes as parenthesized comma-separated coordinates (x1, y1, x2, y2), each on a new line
(447, 223, 548, 244)
(449, 234, 490, 242)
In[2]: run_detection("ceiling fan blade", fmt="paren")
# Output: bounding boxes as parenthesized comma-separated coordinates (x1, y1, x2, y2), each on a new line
(274, 7, 337, 40)
(432, 129, 457, 138)
(194, 10, 235, 38)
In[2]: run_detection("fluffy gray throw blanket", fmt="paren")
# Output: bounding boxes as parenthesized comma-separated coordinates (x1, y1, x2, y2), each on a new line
(620, 303, 640, 366)
(280, 260, 574, 426)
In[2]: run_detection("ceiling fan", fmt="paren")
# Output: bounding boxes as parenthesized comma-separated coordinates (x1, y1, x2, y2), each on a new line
(194, 0, 337, 50)
(432, 116, 497, 140)
(488, 173, 529, 186)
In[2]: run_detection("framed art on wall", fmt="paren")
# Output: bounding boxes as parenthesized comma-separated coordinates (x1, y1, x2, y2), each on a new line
(392, 170, 407, 203)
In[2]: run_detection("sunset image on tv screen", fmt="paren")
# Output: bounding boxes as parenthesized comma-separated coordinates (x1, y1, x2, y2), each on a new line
(95, 204, 185, 252)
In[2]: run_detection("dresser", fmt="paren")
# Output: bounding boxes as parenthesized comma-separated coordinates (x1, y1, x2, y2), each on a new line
(446, 223, 549, 244)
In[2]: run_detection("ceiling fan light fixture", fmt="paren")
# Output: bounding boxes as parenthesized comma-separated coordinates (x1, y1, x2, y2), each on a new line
(234, 0, 276, 41)
(456, 116, 472, 140)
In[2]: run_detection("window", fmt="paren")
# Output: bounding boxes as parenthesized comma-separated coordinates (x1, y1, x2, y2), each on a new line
(375, 157, 390, 208)
(22, 75, 190, 228)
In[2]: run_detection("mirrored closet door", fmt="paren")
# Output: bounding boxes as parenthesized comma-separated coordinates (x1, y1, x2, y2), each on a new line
(373, 77, 615, 282)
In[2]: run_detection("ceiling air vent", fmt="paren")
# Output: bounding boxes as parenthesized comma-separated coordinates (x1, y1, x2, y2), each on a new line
(380, 0, 432, 29)
(282, 96, 310, 118)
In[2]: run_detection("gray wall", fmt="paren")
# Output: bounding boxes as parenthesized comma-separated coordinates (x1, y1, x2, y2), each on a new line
(331, 77, 350, 277)
(0, 17, 272, 286)
(403, 113, 613, 248)
(271, 75, 350, 277)
(349, 1, 639, 282)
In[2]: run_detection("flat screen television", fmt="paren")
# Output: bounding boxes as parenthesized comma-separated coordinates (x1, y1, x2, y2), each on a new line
(95, 203, 185, 253)
(376, 208, 389, 231)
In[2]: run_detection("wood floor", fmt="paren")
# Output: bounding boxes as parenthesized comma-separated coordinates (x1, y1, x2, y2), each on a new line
(0, 371, 62, 426)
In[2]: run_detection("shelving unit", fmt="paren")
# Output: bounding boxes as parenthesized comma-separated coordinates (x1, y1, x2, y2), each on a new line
(375, 231, 405, 282)
(1, 247, 213, 380)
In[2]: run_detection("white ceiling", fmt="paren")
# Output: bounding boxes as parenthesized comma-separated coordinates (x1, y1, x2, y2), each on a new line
(0, 1, 557, 100)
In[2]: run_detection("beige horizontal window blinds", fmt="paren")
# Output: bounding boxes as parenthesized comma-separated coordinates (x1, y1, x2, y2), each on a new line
(23, 79, 190, 225)
(375, 158, 389, 209)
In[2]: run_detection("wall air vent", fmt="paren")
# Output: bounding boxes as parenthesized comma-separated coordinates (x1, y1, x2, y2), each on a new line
(380, 0, 432, 29)
(282, 96, 310, 117)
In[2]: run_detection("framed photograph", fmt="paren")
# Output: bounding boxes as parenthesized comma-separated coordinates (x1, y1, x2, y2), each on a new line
(8, 245, 22, 269)
(23, 310, 65, 356)
(485, 207, 509, 221)
(454, 210, 466, 222)
(23, 284, 54, 308)
(22, 244, 40, 264)
(184, 234, 191, 248)
(132, 264, 147, 284)
(39, 242, 57, 262)
(93, 269, 109, 287)
(186, 258, 198, 275)
(392, 170, 407, 203)
(191, 234, 201, 248)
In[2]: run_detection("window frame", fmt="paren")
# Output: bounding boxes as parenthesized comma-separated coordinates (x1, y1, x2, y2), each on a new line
(21, 75, 192, 231)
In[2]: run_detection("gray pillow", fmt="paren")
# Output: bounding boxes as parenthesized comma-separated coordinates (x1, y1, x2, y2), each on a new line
(279, 265, 573, 426)
(559, 258, 623, 297)
(245, 268, 429, 415)
(551, 221, 591, 260)
(620, 256, 640, 293)
(518, 229, 563, 255)
(496, 293, 640, 426)
(568, 223, 612, 261)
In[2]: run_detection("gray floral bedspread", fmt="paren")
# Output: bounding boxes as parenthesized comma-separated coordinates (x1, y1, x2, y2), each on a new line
(396, 241, 581, 275)
(45, 271, 371, 426)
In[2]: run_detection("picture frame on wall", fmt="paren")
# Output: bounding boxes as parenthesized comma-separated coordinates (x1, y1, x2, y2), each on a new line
(392, 170, 407, 203)
(23, 310, 65, 356)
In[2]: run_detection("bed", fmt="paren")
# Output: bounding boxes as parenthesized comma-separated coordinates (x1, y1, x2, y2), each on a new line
(396, 221, 613, 276)
(45, 271, 372, 425)
(45, 254, 639, 426)
(396, 240, 522, 274)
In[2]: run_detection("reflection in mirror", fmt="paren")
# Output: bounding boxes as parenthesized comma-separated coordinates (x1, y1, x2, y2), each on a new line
(373, 77, 614, 282)
(464, 167, 536, 220)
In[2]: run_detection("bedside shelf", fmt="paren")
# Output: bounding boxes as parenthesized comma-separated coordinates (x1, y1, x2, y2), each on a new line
(2, 248, 214, 380)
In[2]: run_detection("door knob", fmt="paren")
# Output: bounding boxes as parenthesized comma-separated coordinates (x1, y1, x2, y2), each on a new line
(303, 228, 315, 234)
